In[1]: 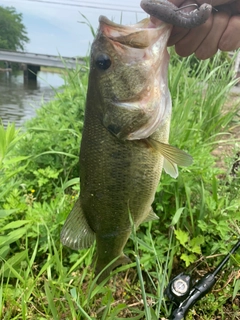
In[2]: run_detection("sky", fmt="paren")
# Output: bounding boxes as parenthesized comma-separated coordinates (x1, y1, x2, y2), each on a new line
(0, 0, 147, 57)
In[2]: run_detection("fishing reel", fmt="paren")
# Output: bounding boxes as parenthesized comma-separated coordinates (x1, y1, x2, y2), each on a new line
(164, 238, 240, 320)
(165, 273, 193, 305)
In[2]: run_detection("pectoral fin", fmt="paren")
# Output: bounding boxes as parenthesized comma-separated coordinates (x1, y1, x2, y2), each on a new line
(148, 138, 193, 178)
(163, 158, 179, 179)
(60, 197, 95, 250)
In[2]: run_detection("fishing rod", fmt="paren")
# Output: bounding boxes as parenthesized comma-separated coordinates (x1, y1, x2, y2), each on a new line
(164, 238, 240, 320)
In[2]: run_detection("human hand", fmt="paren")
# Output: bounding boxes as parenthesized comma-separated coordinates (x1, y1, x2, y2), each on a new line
(168, 0, 240, 59)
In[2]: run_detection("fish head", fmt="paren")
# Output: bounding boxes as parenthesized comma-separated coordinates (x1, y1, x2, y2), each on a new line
(88, 16, 172, 140)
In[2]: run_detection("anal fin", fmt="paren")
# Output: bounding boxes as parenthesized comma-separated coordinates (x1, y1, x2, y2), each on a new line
(60, 197, 95, 250)
(163, 158, 178, 179)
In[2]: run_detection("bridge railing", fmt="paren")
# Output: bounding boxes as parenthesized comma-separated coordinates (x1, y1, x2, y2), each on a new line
(229, 51, 240, 76)
(0, 49, 85, 69)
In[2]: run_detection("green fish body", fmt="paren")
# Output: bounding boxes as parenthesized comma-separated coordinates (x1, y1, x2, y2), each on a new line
(61, 16, 192, 283)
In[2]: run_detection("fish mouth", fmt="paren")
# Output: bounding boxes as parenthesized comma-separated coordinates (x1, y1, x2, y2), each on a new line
(99, 15, 171, 49)
(96, 15, 172, 139)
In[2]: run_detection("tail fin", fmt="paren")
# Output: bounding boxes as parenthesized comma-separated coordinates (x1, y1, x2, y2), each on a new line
(95, 254, 131, 284)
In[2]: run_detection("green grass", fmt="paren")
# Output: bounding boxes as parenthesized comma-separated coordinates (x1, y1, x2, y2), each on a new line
(0, 51, 239, 319)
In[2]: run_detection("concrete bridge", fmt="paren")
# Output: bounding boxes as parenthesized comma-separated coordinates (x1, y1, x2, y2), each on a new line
(0, 50, 85, 82)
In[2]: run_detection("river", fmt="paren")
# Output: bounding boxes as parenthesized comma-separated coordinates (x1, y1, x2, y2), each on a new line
(0, 70, 64, 128)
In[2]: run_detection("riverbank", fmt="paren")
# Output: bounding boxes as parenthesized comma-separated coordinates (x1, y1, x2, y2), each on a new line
(0, 70, 64, 127)
(0, 68, 12, 72)
(40, 66, 64, 73)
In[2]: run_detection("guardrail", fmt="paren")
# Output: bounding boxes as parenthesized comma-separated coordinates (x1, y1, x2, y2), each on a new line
(229, 51, 240, 75)
(0, 49, 85, 69)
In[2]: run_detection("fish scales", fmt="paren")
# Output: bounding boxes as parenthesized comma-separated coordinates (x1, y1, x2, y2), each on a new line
(80, 109, 168, 233)
(61, 14, 192, 283)
(80, 112, 170, 280)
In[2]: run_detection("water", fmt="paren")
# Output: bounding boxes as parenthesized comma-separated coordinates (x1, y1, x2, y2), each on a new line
(0, 70, 65, 128)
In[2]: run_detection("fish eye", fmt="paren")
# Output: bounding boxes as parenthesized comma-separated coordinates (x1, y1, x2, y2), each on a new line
(95, 53, 111, 70)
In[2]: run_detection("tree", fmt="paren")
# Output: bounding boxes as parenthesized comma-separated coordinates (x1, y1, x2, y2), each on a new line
(0, 6, 29, 51)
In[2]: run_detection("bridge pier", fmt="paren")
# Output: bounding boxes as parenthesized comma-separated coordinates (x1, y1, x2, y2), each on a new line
(23, 64, 40, 83)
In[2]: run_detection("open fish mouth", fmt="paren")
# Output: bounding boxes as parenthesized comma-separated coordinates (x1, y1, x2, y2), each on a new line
(98, 15, 171, 49)
(93, 15, 172, 139)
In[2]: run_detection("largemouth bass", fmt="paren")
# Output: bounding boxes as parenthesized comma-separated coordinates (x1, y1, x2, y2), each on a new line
(61, 14, 193, 283)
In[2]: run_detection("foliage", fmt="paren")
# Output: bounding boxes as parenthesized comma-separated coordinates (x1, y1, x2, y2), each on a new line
(150, 52, 240, 267)
(0, 6, 29, 52)
(15, 63, 88, 200)
(169, 47, 232, 78)
(0, 50, 239, 319)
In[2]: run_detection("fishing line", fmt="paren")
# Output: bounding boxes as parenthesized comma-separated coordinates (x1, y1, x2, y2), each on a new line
(11, 0, 143, 13)
(174, 3, 218, 12)
(174, 4, 199, 11)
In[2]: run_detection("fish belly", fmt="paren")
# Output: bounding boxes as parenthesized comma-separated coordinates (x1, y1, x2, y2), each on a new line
(79, 110, 170, 280)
